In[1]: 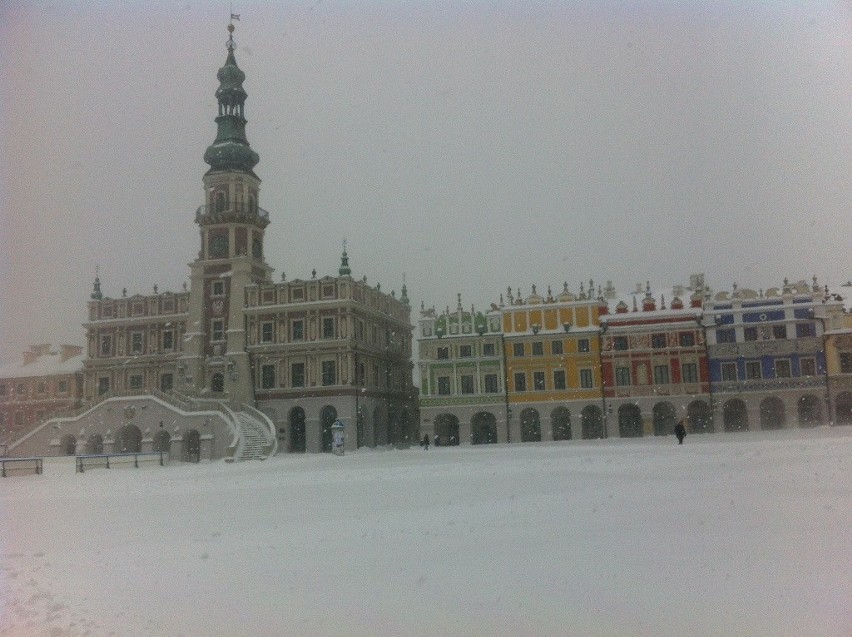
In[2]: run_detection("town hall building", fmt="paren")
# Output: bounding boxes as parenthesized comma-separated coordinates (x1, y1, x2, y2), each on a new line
(9, 22, 415, 460)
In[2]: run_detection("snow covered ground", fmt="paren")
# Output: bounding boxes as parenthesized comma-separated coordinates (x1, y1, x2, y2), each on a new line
(1, 427, 850, 637)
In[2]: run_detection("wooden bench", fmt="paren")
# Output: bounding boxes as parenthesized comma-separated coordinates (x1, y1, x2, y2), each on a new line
(1, 456, 44, 477)
(76, 451, 168, 474)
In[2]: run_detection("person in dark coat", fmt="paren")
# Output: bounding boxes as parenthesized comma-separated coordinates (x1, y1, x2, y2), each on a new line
(422, 434, 429, 450)
(674, 419, 687, 445)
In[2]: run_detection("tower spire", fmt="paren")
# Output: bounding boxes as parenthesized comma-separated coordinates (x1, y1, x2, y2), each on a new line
(203, 19, 259, 176)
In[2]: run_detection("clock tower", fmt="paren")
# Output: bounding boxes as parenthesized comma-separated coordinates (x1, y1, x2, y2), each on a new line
(183, 22, 273, 403)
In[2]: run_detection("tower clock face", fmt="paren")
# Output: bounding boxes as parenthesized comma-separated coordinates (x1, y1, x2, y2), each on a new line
(211, 234, 228, 258)
(252, 238, 262, 259)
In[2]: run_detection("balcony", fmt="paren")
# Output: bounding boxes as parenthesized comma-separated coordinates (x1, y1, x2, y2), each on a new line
(195, 204, 270, 226)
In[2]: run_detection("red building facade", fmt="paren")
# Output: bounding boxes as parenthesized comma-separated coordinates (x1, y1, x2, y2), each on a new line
(600, 288, 712, 437)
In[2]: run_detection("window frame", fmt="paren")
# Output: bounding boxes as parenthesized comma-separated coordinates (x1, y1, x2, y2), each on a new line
(261, 364, 276, 389)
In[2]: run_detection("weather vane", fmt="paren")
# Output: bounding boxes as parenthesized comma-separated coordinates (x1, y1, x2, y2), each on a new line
(228, 3, 240, 49)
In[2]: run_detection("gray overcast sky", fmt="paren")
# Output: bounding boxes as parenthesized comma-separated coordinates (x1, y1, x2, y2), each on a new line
(1, 1, 850, 363)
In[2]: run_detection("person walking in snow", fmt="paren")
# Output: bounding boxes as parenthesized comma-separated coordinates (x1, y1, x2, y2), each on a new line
(674, 419, 687, 445)
(422, 433, 429, 450)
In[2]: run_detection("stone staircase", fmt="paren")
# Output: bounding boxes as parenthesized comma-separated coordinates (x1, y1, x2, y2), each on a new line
(234, 410, 275, 461)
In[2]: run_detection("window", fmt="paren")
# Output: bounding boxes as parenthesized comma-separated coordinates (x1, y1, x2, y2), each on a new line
(131, 332, 144, 354)
(36, 411, 45, 423)
(746, 361, 762, 380)
(615, 367, 631, 386)
(14, 413, 23, 426)
(459, 345, 472, 358)
(212, 280, 225, 297)
(681, 363, 698, 383)
(98, 377, 110, 395)
(57, 380, 68, 394)
(796, 323, 815, 338)
(653, 365, 670, 385)
(613, 336, 628, 351)
(460, 375, 474, 394)
(578, 339, 590, 353)
(261, 322, 274, 343)
(211, 320, 225, 341)
(553, 370, 566, 390)
(839, 353, 852, 374)
(17, 383, 26, 395)
(772, 325, 787, 340)
(533, 371, 545, 391)
(744, 327, 758, 342)
(721, 362, 738, 381)
(132, 302, 145, 316)
(652, 334, 667, 349)
(437, 347, 449, 360)
(291, 320, 304, 341)
(514, 372, 527, 392)
(129, 374, 143, 389)
(36, 382, 46, 394)
(484, 374, 499, 393)
(483, 343, 496, 357)
(100, 335, 112, 356)
(717, 328, 736, 343)
(356, 320, 364, 340)
(532, 342, 544, 356)
(679, 333, 695, 347)
(291, 363, 305, 387)
(551, 340, 563, 355)
(162, 330, 174, 351)
(321, 361, 336, 386)
(160, 373, 173, 392)
(0, 385, 5, 396)
(261, 364, 276, 389)
(800, 358, 816, 377)
(322, 317, 335, 339)
(437, 376, 451, 395)
(513, 343, 524, 357)
(580, 369, 594, 389)
(775, 359, 791, 378)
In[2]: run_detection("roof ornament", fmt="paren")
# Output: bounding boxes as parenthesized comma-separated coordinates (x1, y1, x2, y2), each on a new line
(91, 265, 103, 300)
(339, 238, 351, 277)
(228, 9, 240, 50)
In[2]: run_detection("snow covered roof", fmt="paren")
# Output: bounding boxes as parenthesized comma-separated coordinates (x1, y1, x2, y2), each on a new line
(0, 346, 84, 379)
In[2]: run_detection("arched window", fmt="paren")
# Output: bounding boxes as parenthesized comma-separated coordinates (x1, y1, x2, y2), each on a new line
(471, 412, 498, 444)
(652, 402, 676, 436)
(760, 397, 785, 430)
(581, 405, 603, 439)
(723, 399, 748, 432)
(215, 190, 226, 212)
(520, 408, 541, 442)
(618, 404, 643, 438)
(551, 407, 571, 441)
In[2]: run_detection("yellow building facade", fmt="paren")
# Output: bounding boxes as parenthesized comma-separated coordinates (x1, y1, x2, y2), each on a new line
(502, 284, 607, 442)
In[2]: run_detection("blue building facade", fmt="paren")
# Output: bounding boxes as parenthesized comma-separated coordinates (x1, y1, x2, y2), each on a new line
(703, 280, 843, 431)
